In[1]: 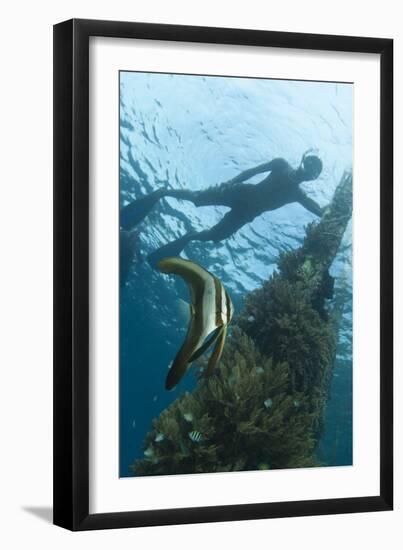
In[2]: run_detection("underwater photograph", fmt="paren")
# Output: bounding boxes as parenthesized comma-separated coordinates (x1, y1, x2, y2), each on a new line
(119, 71, 353, 478)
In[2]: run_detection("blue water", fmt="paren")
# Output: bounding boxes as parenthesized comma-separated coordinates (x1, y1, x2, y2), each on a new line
(119, 71, 353, 476)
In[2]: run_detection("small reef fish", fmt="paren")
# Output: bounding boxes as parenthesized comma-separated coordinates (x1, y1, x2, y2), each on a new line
(158, 257, 234, 390)
(132, 419, 136, 429)
(152, 395, 158, 402)
(144, 446, 155, 458)
(188, 431, 204, 443)
(264, 398, 273, 409)
(154, 432, 165, 443)
(255, 367, 264, 374)
(183, 412, 193, 422)
(247, 315, 255, 322)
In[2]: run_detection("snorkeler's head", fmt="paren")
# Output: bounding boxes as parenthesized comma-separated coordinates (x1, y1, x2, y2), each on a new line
(300, 154, 323, 181)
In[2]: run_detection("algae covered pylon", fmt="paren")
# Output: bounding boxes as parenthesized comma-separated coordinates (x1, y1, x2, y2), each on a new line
(132, 171, 353, 475)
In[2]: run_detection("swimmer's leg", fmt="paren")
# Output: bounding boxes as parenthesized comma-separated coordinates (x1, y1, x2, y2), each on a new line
(121, 183, 236, 230)
(120, 189, 166, 230)
(165, 186, 233, 207)
(147, 232, 198, 268)
(147, 210, 242, 268)
(192, 210, 242, 242)
(120, 188, 217, 230)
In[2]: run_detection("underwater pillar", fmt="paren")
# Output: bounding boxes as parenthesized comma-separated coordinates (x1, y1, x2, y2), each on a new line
(239, 170, 353, 437)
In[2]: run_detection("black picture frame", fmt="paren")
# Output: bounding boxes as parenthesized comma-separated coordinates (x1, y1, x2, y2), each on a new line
(53, 18, 393, 531)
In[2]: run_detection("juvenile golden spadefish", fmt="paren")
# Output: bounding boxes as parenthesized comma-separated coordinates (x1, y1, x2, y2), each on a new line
(157, 257, 234, 390)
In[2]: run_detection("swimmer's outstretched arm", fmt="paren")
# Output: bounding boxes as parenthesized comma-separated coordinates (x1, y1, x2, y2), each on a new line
(227, 159, 283, 184)
(296, 189, 323, 217)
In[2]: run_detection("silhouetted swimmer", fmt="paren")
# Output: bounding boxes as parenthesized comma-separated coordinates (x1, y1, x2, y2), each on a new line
(120, 152, 325, 267)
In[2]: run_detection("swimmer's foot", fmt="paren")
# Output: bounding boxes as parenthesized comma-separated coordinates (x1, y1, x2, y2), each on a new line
(120, 188, 166, 230)
(147, 233, 197, 269)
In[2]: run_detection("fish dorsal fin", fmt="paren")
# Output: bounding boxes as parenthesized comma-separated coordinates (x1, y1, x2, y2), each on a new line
(158, 257, 213, 304)
(188, 326, 222, 363)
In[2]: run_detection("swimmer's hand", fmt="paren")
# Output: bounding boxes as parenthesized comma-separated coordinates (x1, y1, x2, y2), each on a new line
(297, 190, 324, 218)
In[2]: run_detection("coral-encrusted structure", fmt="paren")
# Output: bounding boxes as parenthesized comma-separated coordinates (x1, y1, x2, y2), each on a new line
(132, 172, 352, 475)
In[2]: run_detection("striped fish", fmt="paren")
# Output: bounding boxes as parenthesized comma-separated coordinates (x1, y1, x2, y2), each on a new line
(188, 431, 204, 443)
(158, 257, 234, 390)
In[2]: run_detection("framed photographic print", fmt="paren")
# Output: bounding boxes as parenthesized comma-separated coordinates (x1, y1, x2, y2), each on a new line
(53, 19, 393, 530)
